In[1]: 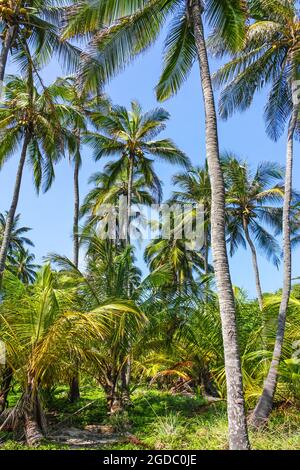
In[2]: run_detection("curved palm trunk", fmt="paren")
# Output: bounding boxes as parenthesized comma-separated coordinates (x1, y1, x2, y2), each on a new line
(0, 133, 30, 283)
(243, 219, 264, 310)
(0, 26, 16, 84)
(190, 0, 250, 450)
(251, 109, 297, 428)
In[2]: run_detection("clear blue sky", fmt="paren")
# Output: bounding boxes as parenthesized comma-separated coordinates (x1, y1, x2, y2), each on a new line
(0, 28, 299, 298)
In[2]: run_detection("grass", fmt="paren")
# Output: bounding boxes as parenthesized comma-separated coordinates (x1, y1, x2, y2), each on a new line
(1, 386, 300, 450)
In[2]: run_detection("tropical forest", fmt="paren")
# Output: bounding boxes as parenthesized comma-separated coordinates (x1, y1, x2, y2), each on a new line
(0, 0, 300, 454)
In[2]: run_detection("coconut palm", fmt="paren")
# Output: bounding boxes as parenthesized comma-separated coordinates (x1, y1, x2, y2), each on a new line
(0, 0, 81, 83)
(86, 101, 189, 245)
(7, 247, 39, 284)
(81, 166, 162, 243)
(223, 155, 284, 310)
(0, 265, 143, 444)
(63, 0, 250, 449)
(171, 164, 212, 278)
(49, 239, 149, 413)
(51, 76, 110, 270)
(213, 0, 300, 426)
(0, 212, 34, 255)
(0, 73, 76, 282)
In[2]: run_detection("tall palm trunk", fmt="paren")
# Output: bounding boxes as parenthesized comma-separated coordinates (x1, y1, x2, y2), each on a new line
(243, 219, 264, 310)
(73, 156, 80, 269)
(0, 133, 30, 282)
(251, 108, 297, 427)
(127, 153, 134, 245)
(121, 152, 134, 406)
(0, 26, 16, 83)
(190, 0, 250, 450)
(69, 150, 81, 403)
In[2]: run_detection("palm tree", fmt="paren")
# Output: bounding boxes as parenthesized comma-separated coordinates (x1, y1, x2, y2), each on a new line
(0, 212, 34, 255)
(49, 239, 148, 414)
(0, 0, 81, 83)
(222, 155, 284, 310)
(86, 101, 189, 245)
(7, 247, 39, 284)
(0, 265, 142, 444)
(171, 164, 212, 278)
(52, 76, 110, 269)
(0, 73, 75, 281)
(63, 0, 250, 449)
(81, 166, 162, 241)
(213, 0, 300, 426)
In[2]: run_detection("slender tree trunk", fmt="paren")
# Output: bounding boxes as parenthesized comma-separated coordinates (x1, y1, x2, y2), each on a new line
(190, 0, 250, 450)
(243, 219, 264, 310)
(73, 156, 80, 269)
(121, 153, 135, 406)
(251, 109, 297, 428)
(127, 153, 134, 246)
(0, 366, 13, 414)
(69, 151, 81, 403)
(0, 26, 16, 84)
(0, 133, 30, 282)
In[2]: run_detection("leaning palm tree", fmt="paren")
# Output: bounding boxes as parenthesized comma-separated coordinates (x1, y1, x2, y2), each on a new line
(223, 155, 284, 310)
(86, 101, 189, 244)
(0, 73, 75, 281)
(0, 0, 81, 83)
(63, 0, 250, 449)
(213, 0, 300, 426)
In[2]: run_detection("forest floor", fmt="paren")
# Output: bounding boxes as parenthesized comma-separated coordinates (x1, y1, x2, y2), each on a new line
(0, 386, 300, 450)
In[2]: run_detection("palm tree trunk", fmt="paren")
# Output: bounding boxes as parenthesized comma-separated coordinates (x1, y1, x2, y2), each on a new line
(0, 26, 16, 83)
(69, 149, 81, 403)
(121, 153, 135, 406)
(24, 376, 45, 446)
(243, 219, 264, 310)
(251, 108, 297, 428)
(0, 133, 30, 282)
(127, 153, 134, 245)
(73, 156, 80, 269)
(190, 0, 250, 450)
(0, 366, 13, 414)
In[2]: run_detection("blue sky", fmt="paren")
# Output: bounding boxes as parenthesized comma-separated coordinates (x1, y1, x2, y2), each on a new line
(0, 27, 299, 298)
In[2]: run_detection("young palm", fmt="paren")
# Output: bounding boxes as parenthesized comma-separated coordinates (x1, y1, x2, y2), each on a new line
(0, 0, 81, 83)
(0, 265, 142, 443)
(223, 155, 284, 311)
(86, 101, 189, 244)
(63, 0, 250, 449)
(0, 74, 74, 280)
(213, 0, 300, 426)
